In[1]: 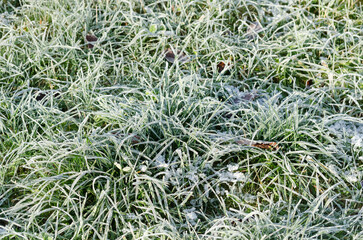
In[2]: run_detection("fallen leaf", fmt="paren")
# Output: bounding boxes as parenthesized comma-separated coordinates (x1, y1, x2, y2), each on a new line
(217, 61, 233, 74)
(217, 62, 226, 73)
(306, 79, 313, 88)
(164, 48, 190, 63)
(236, 139, 279, 150)
(86, 34, 98, 49)
(86, 34, 98, 42)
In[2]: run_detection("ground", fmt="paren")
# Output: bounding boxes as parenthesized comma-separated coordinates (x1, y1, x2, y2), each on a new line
(0, 0, 362, 239)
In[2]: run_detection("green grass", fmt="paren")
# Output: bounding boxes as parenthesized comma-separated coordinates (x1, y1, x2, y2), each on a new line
(0, 0, 362, 239)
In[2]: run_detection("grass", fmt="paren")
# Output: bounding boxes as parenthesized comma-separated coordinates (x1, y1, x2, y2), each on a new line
(0, 0, 362, 239)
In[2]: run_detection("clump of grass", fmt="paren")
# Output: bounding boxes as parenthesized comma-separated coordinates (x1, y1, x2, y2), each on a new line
(0, 0, 362, 239)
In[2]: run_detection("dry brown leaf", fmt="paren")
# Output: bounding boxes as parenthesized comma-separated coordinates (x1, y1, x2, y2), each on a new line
(164, 48, 190, 63)
(217, 61, 233, 74)
(86, 34, 98, 49)
(236, 139, 279, 150)
(217, 62, 226, 73)
(306, 79, 313, 88)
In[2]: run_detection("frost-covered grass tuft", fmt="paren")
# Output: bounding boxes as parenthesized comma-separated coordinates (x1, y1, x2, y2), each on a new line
(0, 0, 362, 239)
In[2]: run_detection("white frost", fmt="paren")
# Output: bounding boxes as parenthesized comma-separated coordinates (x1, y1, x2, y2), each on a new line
(154, 154, 168, 168)
(140, 165, 147, 172)
(345, 174, 358, 183)
(184, 208, 198, 225)
(218, 171, 247, 183)
(227, 164, 239, 172)
(327, 120, 363, 149)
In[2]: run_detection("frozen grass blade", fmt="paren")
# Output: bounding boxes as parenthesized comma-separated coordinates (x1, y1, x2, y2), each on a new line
(0, 0, 362, 239)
